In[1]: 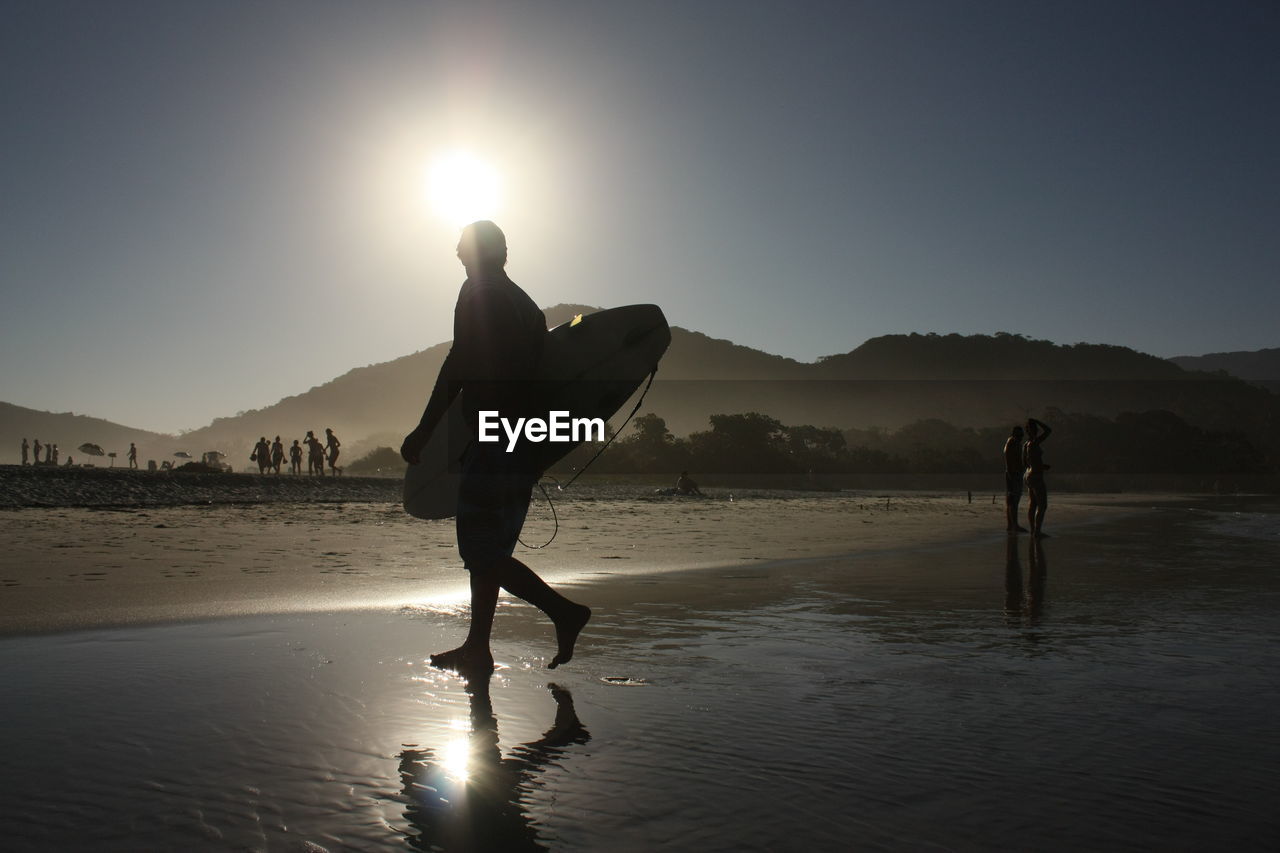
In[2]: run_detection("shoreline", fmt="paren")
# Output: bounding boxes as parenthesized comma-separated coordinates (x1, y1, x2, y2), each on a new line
(3, 494, 1276, 850)
(4, 463, 1275, 512)
(0, 463, 401, 508)
(0, 492, 1160, 639)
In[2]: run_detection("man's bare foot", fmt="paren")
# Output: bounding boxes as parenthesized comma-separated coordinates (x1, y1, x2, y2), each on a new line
(429, 646, 494, 676)
(548, 604, 591, 670)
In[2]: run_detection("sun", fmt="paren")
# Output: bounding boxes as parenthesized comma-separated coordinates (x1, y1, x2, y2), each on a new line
(427, 151, 503, 226)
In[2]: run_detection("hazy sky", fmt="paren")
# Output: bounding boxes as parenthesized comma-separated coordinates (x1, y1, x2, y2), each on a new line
(2, 0, 1277, 434)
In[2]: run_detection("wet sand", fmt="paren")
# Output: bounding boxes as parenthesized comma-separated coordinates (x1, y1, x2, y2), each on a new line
(2, 490, 1119, 634)
(2, 493, 1278, 850)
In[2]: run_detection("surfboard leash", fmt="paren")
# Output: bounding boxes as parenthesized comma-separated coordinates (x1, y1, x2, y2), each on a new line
(518, 366, 659, 550)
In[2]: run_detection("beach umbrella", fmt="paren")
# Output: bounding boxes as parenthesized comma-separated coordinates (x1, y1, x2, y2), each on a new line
(174, 451, 192, 459)
(107, 452, 118, 467)
(78, 443, 105, 456)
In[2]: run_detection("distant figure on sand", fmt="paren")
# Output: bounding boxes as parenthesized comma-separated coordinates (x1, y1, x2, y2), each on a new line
(306, 431, 325, 476)
(401, 220, 591, 678)
(49, 444, 59, 466)
(1003, 426, 1028, 533)
(290, 439, 303, 474)
(128, 442, 138, 469)
(21, 438, 29, 466)
(675, 471, 704, 496)
(254, 437, 271, 474)
(32, 439, 42, 465)
(1023, 418, 1052, 537)
(271, 436, 284, 474)
(325, 428, 341, 475)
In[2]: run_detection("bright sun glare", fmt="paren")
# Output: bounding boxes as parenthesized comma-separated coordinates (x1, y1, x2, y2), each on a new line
(427, 151, 503, 227)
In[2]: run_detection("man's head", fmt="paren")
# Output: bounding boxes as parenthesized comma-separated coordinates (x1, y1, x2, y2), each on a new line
(457, 220, 507, 272)
(1011, 426, 1024, 439)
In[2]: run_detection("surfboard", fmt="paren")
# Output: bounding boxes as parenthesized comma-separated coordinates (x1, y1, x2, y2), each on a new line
(403, 304, 671, 520)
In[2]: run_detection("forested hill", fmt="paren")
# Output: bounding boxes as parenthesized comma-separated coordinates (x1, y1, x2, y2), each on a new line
(815, 332, 1185, 379)
(1170, 347, 1280, 393)
(3, 317, 1275, 468)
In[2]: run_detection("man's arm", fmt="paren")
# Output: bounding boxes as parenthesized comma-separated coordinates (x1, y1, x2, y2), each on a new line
(1030, 419, 1052, 443)
(401, 289, 482, 464)
(401, 346, 463, 464)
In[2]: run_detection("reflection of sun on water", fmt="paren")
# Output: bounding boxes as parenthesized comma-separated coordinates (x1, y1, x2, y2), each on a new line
(428, 150, 503, 226)
(441, 737, 471, 782)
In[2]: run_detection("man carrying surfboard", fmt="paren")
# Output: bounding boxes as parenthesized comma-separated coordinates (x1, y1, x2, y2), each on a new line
(401, 221, 591, 677)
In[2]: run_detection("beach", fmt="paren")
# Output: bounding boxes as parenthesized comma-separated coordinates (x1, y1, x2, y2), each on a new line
(1, 484, 1278, 850)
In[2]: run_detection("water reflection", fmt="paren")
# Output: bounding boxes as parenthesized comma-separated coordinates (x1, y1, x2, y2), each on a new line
(1004, 537, 1048, 626)
(399, 679, 590, 851)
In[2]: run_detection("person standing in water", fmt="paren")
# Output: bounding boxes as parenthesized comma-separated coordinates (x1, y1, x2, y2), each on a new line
(289, 439, 303, 475)
(1023, 418, 1052, 537)
(401, 221, 591, 677)
(1003, 426, 1028, 533)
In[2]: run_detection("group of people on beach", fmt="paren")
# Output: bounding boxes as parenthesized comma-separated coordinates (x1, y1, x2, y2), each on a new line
(1003, 418, 1052, 537)
(252, 429, 341, 476)
(20, 438, 60, 467)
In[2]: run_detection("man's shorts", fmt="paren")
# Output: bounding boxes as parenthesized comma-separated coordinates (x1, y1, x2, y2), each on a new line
(456, 443, 536, 569)
(1005, 472, 1023, 498)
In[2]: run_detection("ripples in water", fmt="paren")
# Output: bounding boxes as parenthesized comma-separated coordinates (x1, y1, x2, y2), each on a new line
(1, 500, 1278, 850)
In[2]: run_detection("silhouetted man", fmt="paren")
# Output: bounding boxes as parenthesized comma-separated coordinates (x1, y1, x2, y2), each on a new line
(1023, 418, 1052, 537)
(21, 438, 29, 466)
(325, 428, 341, 475)
(254, 437, 271, 474)
(1003, 426, 1027, 533)
(128, 442, 138, 469)
(401, 221, 591, 677)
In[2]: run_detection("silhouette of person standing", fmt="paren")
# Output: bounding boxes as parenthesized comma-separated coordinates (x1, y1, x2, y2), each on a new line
(290, 439, 303, 474)
(306, 431, 325, 476)
(32, 439, 42, 465)
(401, 221, 591, 677)
(324, 428, 341, 475)
(1003, 426, 1027, 533)
(254, 437, 271, 474)
(271, 436, 284, 474)
(128, 442, 138, 469)
(49, 444, 59, 466)
(1023, 418, 1052, 537)
(21, 438, 29, 466)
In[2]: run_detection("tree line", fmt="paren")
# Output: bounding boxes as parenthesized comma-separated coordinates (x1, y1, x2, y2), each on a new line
(551, 408, 1272, 476)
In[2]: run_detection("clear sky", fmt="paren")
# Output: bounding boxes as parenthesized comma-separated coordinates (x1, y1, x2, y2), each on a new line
(2, 0, 1277, 434)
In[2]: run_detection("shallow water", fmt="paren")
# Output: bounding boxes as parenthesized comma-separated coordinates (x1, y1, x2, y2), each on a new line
(1, 498, 1277, 851)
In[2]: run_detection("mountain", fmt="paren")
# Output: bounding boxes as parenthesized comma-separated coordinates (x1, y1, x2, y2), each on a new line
(0, 402, 170, 468)
(1169, 348, 1280, 393)
(167, 304, 812, 462)
(4, 318, 1276, 467)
